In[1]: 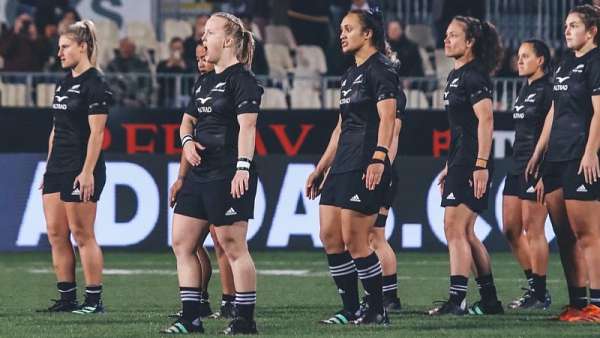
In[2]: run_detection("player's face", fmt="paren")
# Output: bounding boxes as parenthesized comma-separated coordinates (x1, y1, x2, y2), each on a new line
(340, 13, 368, 55)
(195, 44, 213, 73)
(444, 20, 470, 59)
(565, 13, 595, 50)
(203, 16, 228, 64)
(57, 35, 84, 69)
(517, 43, 542, 77)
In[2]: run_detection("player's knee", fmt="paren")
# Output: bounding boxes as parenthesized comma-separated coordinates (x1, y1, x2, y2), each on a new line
(502, 225, 521, 243)
(320, 228, 343, 250)
(46, 225, 69, 246)
(70, 227, 95, 247)
(444, 220, 466, 241)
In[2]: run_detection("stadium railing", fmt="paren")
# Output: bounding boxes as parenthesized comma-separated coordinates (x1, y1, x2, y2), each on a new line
(0, 72, 522, 111)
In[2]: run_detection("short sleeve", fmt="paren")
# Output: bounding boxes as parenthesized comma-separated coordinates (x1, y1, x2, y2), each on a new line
(87, 79, 113, 115)
(232, 72, 263, 115)
(185, 78, 201, 118)
(465, 70, 493, 105)
(586, 58, 600, 96)
(396, 90, 407, 120)
(369, 63, 400, 102)
(539, 82, 553, 118)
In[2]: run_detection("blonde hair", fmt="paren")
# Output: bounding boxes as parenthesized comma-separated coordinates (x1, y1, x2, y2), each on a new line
(62, 20, 99, 67)
(211, 12, 255, 70)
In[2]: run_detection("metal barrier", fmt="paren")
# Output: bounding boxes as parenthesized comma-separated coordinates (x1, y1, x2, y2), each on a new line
(0, 72, 523, 111)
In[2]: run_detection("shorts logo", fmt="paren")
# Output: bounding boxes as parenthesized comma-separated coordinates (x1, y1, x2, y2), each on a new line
(446, 192, 456, 200)
(225, 207, 238, 216)
(349, 194, 361, 203)
(526, 186, 535, 193)
(337, 288, 345, 294)
(576, 185, 588, 193)
(71, 188, 81, 196)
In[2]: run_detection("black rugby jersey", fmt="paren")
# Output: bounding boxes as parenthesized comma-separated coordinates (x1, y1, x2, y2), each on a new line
(396, 89, 407, 121)
(46, 68, 112, 173)
(185, 63, 263, 182)
(443, 60, 493, 168)
(547, 47, 600, 162)
(509, 74, 553, 175)
(330, 52, 400, 174)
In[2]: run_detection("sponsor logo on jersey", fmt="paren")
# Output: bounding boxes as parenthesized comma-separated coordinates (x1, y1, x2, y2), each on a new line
(55, 95, 69, 102)
(211, 82, 226, 92)
(196, 96, 212, 104)
(341, 79, 347, 87)
(352, 74, 363, 84)
(514, 105, 525, 112)
(554, 76, 570, 91)
(55, 86, 61, 92)
(449, 78, 459, 88)
(342, 89, 352, 97)
(556, 76, 570, 83)
(524, 93, 536, 103)
(197, 106, 212, 113)
(52, 103, 68, 110)
(195, 85, 202, 95)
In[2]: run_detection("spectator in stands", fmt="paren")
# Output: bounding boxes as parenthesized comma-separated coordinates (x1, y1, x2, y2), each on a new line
(41, 21, 61, 71)
(106, 37, 152, 107)
(350, 0, 370, 11)
(57, 8, 80, 34)
(184, 15, 209, 71)
(157, 37, 188, 106)
(387, 19, 424, 78)
(0, 13, 46, 72)
(240, 14, 269, 75)
(287, 0, 330, 50)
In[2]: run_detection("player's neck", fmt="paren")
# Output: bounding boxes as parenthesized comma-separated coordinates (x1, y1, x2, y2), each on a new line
(214, 53, 239, 74)
(71, 60, 92, 78)
(574, 41, 597, 58)
(454, 53, 474, 70)
(354, 46, 377, 66)
(527, 69, 544, 85)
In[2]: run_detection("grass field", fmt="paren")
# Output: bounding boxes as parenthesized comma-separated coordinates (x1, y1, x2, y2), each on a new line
(0, 251, 598, 337)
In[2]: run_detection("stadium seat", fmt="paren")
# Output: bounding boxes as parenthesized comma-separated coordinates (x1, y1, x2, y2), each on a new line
(94, 20, 119, 68)
(406, 24, 436, 50)
(36, 83, 56, 107)
(163, 19, 192, 43)
(323, 88, 341, 109)
(405, 89, 429, 109)
(261, 88, 288, 109)
(434, 49, 454, 82)
(126, 21, 159, 52)
(419, 47, 435, 76)
(0, 83, 27, 107)
(264, 43, 294, 77)
(265, 25, 297, 49)
(431, 88, 446, 109)
(295, 45, 327, 74)
(289, 87, 321, 109)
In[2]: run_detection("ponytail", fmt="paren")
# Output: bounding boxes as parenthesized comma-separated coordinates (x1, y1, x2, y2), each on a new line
(239, 29, 255, 70)
(453, 16, 503, 74)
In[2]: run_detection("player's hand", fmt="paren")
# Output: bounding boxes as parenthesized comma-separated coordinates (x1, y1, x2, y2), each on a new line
(365, 162, 384, 190)
(472, 169, 489, 199)
(231, 170, 250, 199)
(306, 168, 326, 200)
(438, 165, 448, 195)
(525, 150, 542, 181)
(183, 141, 205, 167)
(578, 151, 599, 185)
(535, 177, 545, 204)
(169, 178, 184, 208)
(74, 171, 94, 202)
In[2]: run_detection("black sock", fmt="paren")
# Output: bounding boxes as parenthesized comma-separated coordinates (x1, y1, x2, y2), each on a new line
(222, 294, 235, 304)
(235, 291, 256, 321)
(590, 289, 600, 307)
(354, 252, 383, 314)
(568, 285, 588, 309)
(382, 274, 398, 300)
(200, 291, 209, 302)
(524, 269, 533, 289)
(532, 274, 547, 302)
(327, 251, 359, 314)
(85, 285, 102, 304)
(180, 287, 201, 322)
(449, 275, 468, 306)
(57, 281, 76, 301)
(475, 274, 498, 303)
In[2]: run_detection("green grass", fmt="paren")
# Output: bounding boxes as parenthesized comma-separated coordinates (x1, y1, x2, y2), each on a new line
(0, 251, 597, 337)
